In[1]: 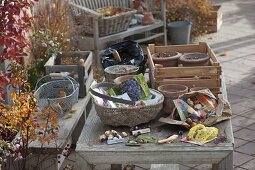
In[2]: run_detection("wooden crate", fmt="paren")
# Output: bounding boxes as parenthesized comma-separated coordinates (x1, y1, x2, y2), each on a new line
(148, 42, 222, 95)
(205, 5, 223, 33)
(44, 51, 93, 98)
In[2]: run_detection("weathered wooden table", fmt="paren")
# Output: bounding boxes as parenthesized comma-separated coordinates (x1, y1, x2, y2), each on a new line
(75, 78, 234, 170)
(76, 108, 234, 170)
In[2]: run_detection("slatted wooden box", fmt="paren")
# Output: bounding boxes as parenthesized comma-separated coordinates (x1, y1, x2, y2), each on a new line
(44, 51, 93, 98)
(147, 42, 222, 95)
(205, 5, 223, 33)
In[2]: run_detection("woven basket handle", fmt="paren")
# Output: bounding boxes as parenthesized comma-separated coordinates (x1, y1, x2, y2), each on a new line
(90, 82, 136, 105)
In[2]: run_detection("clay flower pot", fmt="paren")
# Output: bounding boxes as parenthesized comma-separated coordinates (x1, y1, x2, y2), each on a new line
(151, 52, 182, 67)
(178, 53, 210, 67)
(158, 84, 188, 113)
(143, 12, 155, 25)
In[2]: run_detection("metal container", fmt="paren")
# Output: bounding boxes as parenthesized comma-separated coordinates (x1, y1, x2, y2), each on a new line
(104, 65, 139, 82)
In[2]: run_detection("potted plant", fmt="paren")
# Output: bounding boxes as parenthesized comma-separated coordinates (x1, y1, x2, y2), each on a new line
(156, 0, 213, 44)
(28, 0, 76, 89)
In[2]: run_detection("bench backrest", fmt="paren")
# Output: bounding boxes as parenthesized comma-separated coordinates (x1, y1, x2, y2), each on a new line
(72, 0, 133, 9)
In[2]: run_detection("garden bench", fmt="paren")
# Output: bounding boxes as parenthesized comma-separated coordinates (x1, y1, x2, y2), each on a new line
(69, 0, 167, 72)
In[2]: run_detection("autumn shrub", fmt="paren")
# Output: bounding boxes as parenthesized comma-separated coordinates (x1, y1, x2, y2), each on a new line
(0, 0, 38, 100)
(0, 84, 59, 169)
(0, 1, 60, 169)
(156, 0, 213, 39)
(28, 0, 76, 88)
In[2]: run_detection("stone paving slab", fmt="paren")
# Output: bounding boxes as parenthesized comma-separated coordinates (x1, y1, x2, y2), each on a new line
(234, 138, 249, 149)
(232, 125, 244, 133)
(234, 129, 255, 141)
(239, 110, 255, 119)
(246, 123, 255, 131)
(235, 142, 255, 156)
(240, 159, 255, 170)
(231, 115, 255, 127)
(233, 152, 254, 167)
(231, 104, 253, 115)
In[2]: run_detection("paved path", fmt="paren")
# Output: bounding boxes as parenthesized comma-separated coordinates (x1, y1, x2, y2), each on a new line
(181, 0, 255, 169)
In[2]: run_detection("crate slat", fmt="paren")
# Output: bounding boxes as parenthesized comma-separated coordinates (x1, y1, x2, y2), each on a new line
(156, 78, 221, 88)
(155, 66, 221, 78)
(155, 42, 208, 55)
(204, 5, 223, 33)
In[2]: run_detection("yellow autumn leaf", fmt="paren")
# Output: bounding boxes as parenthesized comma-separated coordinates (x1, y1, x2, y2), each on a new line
(69, 109, 77, 114)
(63, 114, 72, 119)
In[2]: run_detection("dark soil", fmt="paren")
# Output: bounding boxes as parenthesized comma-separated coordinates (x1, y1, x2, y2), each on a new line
(155, 52, 178, 58)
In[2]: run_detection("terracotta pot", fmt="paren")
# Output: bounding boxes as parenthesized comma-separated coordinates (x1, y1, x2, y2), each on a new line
(151, 52, 182, 67)
(133, 0, 141, 10)
(158, 84, 188, 113)
(143, 12, 155, 25)
(178, 53, 210, 67)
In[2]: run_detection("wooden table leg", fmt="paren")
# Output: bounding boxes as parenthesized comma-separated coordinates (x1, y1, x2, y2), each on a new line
(111, 164, 122, 170)
(212, 152, 233, 170)
(75, 153, 93, 170)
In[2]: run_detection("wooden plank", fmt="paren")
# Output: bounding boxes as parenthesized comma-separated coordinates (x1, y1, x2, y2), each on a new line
(147, 47, 156, 88)
(151, 164, 179, 170)
(84, 51, 93, 77)
(161, 0, 167, 45)
(155, 66, 221, 78)
(86, 70, 94, 95)
(99, 21, 164, 43)
(111, 164, 122, 170)
(156, 78, 221, 88)
(29, 95, 92, 153)
(136, 33, 165, 43)
(155, 42, 208, 53)
(76, 152, 94, 170)
(206, 5, 222, 19)
(148, 44, 155, 54)
(69, 2, 101, 18)
(204, 5, 223, 33)
(212, 152, 233, 170)
(207, 45, 219, 64)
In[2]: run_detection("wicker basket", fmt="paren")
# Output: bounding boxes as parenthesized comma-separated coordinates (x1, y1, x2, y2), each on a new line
(75, 7, 136, 37)
(91, 82, 164, 127)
